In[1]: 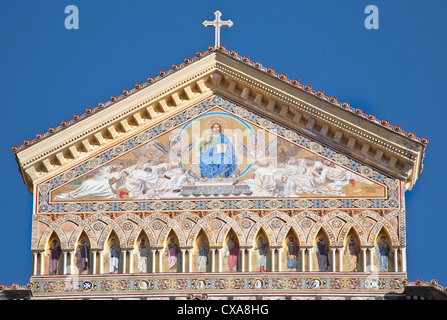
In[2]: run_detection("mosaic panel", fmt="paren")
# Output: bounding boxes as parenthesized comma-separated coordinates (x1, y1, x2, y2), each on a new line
(29, 273, 406, 298)
(36, 95, 400, 214)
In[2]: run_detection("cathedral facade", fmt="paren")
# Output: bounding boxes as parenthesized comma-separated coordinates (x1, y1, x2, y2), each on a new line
(12, 47, 429, 299)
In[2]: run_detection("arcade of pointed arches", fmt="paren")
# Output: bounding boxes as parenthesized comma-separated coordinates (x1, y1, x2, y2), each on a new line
(31, 210, 405, 275)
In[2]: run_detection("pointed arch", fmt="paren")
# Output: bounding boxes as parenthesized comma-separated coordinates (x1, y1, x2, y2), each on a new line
(252, 227, 270, 272)
(273, 212, 307, 247)
(306, 219, 336, 247)
(97, 219, 126, 250)
(368, 218, 400, 247)
(246, 213, 276, 247)
(159, 218, 186, 248)
(162, 229, 182, 273)
(373, 227, 394, 272)
(144, 213, 170, 248)
(192, 229, 212, 272)
(73, 231, 92, 275)
(46, 231, 64, 275)
(62, 214, 97, 250)
(312, 228, 332, 272)
(342, 227, 363, 272)
(221, 228, 241, 272)
(185, 215, 216, 248)
(334, 211, 367, 246)
(211, 212, 245, 247)
(36, 216, 68, 251)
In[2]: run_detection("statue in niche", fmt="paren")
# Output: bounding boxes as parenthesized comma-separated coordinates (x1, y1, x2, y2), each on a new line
(375, 236, 390, 271)
(48, 239, 62, 275)
(137, 238, 149, 273)
(107, 238, 121, 274)
(314, 236, 330, 272)
(344, 236, 360, 272)
(286, 236, 298, 271)
(75, 239, 90, 274)
(255, 236, 268, 272)
(223, 235, 239, 271)
(197, 237, 209, 272)
(164, 237, 180, 272)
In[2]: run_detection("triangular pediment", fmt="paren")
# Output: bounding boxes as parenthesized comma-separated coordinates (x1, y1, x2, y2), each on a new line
(33, 95, 401, 215)
(14, 49, 426, 197)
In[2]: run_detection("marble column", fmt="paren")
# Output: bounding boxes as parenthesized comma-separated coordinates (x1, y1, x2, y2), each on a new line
(151, 249, 156, 273)
(401, 248, 407, 272)
(277, 249, 282, 272)
(338, 248, 343, 272)
(158, 249, 163, 273)
(331, 248, 336, 272)
(122, 250, 127, 273)
(33, 252, 38, 275)
(270, 248, 275, 272)
(300, 248, 306, 271)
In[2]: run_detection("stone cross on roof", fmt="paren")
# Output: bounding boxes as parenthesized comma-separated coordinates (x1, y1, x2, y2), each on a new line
(203, 10, 233, 48)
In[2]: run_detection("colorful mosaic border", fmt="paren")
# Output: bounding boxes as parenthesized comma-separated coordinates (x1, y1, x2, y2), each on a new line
(36, 95, 400, 214)
(29, 272, 406, 298)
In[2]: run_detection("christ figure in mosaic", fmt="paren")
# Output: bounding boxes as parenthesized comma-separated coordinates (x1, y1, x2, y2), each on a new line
(199, 123, 236, 179)
(375, 236, 390, 271)
(165, 238, 179, 272)
(224, 235, 239, 271)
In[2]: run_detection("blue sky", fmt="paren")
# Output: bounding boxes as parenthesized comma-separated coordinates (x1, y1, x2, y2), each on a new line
(0, 0, 446, 288)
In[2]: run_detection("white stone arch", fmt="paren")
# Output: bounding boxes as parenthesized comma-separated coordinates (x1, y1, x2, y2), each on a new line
(333, 211, 367, 246)
(297, 211, 335, 247)
(36, 216, 69, 251)
(60, 214, 97, 250)
(114, 213, 155, 249)
(368, 220, 400, 247)
(91, 215, 127, 250)
(158, 218, 186, 248)
(272, 212, 307, 247)
(212, 212, 245, 247)
(246, 211, 282, 247)
(142, 213, 170, 248)
(354, 210, 400, 247)
(178, 214, 216, 248)
(233, 211, 261, 245)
